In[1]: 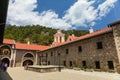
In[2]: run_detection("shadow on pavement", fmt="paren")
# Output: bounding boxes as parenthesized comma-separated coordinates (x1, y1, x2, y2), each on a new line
(0, 69, 13, 80)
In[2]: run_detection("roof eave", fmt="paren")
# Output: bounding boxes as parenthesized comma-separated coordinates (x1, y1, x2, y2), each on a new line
(41, 29, 112, 52)
(108, 20, 120, 27)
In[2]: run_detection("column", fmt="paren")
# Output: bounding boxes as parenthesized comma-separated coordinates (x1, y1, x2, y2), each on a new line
(35, 52, 38, 65)
(13, 50, 16, 67)
(10, 49, 14, 67)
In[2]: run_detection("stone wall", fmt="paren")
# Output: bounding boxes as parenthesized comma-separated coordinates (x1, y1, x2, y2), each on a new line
(15, 49, 36, 67)
(111, 24, 120, 73)
(39, 32, 120, 72)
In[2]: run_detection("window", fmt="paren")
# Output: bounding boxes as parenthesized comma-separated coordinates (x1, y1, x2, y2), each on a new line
(95, 61, 100, 69)
(24, 53, 33, 57)
(66, 49, 69, 54)
(60, 37, 62, 42)
(82, 61, 86, 67)
(58, 53, 60, 56)
(108, 61, 114, 70)
(78, 46, 82, 52)
(69, 61, 72, 67)
(97, 42, 103, 49)
(63, 61, 66, 66)
(48, 61, 50, 65)
(51, 52, 53, 56)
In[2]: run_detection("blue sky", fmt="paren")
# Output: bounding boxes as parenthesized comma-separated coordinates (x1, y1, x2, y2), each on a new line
(7, 0, 120, 30)
(37, 0, 77, 17)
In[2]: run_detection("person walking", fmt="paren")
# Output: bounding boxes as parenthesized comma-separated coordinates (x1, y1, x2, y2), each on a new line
(4, 63, 8, 71)
(25, 62, 29, 70)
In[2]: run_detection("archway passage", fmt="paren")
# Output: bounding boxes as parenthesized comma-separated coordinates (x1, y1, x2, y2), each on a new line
(1, 58, 10, 67)
(23, 60, 33, 66)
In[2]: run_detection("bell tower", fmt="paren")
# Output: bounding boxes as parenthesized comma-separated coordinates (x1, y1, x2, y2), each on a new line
(89, 26, 94, 33)
(54, 30, 65, 43)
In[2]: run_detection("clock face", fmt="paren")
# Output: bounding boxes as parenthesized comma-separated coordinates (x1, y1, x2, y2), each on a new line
(2, 49, 10, 55)
(0, 46, 11, 56)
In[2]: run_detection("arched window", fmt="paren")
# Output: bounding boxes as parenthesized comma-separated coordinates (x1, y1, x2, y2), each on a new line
(24, 53, 34, 57)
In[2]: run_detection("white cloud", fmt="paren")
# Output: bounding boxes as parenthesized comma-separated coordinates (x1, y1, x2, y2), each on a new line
(97, 0, 117, 18)
(39, 10, 72, 30)
(7, 0, 117, 30)
(63, 0, 97, 27)
(63, 0, 117, 28)
(8, 0, 38, 25)
(8, 0, 71, 30)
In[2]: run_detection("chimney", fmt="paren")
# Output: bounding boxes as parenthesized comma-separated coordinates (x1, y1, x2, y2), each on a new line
(89, 27, 94, 33)
(71, 34, 75, 36)
(27, 41, 30, 45)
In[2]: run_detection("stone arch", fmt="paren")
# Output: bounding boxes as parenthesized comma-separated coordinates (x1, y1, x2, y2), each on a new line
(23, 52, 35, 58)
(22, 52, 35, 66)
(1, 58, 10, 67)
(24, 53, 34, 57)
(22, 59, 34, 66)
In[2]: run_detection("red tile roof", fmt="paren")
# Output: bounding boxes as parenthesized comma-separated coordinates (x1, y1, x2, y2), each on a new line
(43, 28, 112, 51)
(15, 43, 51, 51)
(51, 42, 67, 47)
(76, 27, 112, 41)
(67, 36, 79, 42)
(3, 27, 112, 51)
(3, 39, 15, 44)
(108, 19, 120, 27)
(3, 39, 50, 51)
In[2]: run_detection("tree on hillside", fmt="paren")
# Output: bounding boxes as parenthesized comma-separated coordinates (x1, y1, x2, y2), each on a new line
(4, 25, 88, 45)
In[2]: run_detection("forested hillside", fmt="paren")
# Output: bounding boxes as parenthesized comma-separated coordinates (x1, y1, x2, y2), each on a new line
(4, 25, 88, 45)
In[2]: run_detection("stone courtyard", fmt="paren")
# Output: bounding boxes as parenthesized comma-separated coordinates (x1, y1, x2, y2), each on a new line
(0, 67, 119, 80)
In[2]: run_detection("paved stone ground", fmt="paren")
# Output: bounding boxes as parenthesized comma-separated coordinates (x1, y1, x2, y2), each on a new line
(0, 69, 13, 80)
(7, 67, 120, 80)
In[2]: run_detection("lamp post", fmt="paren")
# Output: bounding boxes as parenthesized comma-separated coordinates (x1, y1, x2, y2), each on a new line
(58, 53, 61, 72)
